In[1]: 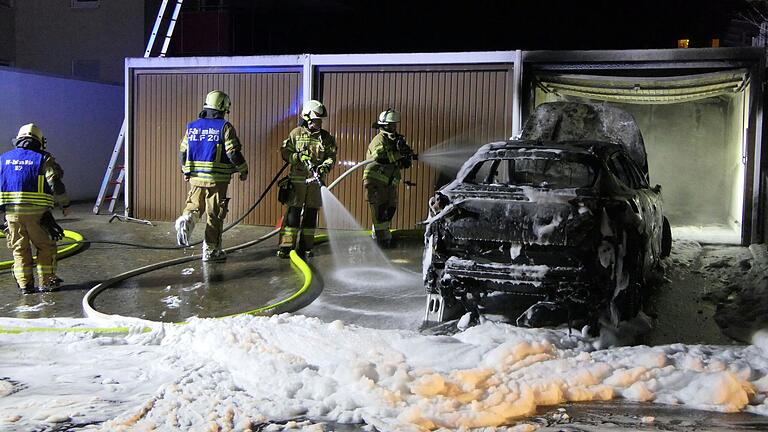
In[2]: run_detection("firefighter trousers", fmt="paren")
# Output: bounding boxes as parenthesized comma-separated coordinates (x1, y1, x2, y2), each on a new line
(5, 211, 57, 289)
(279, 206, 318, 252)
(364, 180, 398, 242)
(182, 183, 229, 249)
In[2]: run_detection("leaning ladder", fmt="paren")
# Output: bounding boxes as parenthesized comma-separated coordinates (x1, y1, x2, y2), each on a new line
(93, 0, 184, 216)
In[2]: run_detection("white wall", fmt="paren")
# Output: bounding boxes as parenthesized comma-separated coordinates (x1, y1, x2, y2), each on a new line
(0, 68, 123, 201)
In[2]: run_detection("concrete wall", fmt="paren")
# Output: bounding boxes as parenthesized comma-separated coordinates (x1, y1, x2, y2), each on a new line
(0, 68, 123, 201)
(625, 99, 741, 227)
(0, 3, 14, 65)
(14, 0, 144, 84)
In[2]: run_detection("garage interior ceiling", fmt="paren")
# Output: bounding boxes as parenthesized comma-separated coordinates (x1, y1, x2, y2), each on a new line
(535, 69, 749, 104)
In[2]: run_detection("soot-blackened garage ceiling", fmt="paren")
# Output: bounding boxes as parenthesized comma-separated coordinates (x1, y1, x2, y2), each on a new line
(534, 69, 749, 104)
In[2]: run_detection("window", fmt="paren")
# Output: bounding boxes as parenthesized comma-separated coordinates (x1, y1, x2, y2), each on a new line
(609, 152, 647, 189)
(608, 154, 632, 187)
(623, 156, 649, 189)
(71, 0, 99, 9)
(465, 157, 595, 189)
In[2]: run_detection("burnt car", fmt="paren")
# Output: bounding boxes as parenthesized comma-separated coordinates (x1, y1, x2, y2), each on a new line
(423, 102, 671, 329)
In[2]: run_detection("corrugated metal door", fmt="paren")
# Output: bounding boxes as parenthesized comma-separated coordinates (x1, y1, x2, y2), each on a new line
(131, 70, 301, 225)
(319, 67, 514, 230)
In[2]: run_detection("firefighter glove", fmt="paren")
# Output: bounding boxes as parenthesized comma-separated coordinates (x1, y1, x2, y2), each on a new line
(41, 211, 65, 241)
(318, 164, 329, 175)
(239, 171, 248, 181)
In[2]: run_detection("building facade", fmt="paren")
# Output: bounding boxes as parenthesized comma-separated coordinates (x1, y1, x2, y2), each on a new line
(0, 0, 145, 83)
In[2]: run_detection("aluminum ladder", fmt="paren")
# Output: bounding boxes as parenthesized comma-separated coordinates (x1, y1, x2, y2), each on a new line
(93, 0, 184, 217)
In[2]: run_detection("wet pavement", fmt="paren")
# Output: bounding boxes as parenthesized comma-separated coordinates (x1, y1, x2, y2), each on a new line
(0, 203, 283, 320)
(298, 237, 425, 331)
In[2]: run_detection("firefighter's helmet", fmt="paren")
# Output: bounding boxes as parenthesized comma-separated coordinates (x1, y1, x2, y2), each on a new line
(16, 123, 46, 148)
(301, 100, 327, 121)
(377, 108, 401, 125)
(203, 90, 231, 113)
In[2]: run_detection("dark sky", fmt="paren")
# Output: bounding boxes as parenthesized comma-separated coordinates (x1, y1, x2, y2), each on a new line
(168, 0, 755, 56)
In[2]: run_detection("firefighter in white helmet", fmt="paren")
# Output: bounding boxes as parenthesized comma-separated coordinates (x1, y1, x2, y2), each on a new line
(363, 108, 415, 246)
(277, 99, 337, 259)
(175, 90, 249, 261)
(0, 123, 70, 294)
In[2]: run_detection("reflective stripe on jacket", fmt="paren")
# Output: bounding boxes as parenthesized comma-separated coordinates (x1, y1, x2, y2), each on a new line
(0, 148, 54, 208)
(183, 118, 236, 183)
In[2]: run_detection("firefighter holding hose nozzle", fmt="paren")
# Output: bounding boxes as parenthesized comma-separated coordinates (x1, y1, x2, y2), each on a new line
(277, 100, 337, 259)
(363, 108, 415, 247)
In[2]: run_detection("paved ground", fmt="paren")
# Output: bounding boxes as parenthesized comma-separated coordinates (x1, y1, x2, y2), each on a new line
(0, 202, 283, 320)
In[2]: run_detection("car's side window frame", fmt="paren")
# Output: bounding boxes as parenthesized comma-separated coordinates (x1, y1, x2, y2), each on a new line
(608, 151, 636, 189)
(622, 154, 650, 189)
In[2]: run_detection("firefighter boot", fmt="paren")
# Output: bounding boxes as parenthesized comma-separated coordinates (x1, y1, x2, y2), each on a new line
(202, 242, 226, 262)
(371, 225, 393, 248)
(18, 282, 36, 295)
(40, 275, 63, 292)
(175, 213, 196, 247)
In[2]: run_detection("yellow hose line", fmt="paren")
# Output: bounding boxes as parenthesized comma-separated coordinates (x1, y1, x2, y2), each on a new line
(216, 249, 312, 319)
(0, 326, 134, 334)
(0, 229, 85, 270)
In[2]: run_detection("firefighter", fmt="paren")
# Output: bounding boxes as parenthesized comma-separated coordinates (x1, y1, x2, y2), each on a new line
(277, 99, 337, 259)
(363, 108, 415, 246)
(175, 90, 248, 261)
(0, 123, 70, 294)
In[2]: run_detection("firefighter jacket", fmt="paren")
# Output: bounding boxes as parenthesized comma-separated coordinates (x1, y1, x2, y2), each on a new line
(363, 130, 413, 186)
(179, 117, 248, 187)
(281, 126, 337, 184)
(0, 146, 69, 214)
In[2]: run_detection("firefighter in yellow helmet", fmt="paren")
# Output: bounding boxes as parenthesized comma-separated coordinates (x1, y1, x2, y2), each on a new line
(0, 123, 70, 294)
(277, 99, 337, 259)
(363, 108, 415, 246)
(175, 90, 249, 261)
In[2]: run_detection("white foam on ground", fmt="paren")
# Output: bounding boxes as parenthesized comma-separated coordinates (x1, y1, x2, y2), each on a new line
(3, 314, 768, 431)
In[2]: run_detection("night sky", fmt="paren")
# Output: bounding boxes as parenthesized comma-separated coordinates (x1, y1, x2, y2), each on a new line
(168, 0, 757, 56)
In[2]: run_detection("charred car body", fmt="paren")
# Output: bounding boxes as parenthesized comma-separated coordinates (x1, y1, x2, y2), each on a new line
(423, 102, 671, 328)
